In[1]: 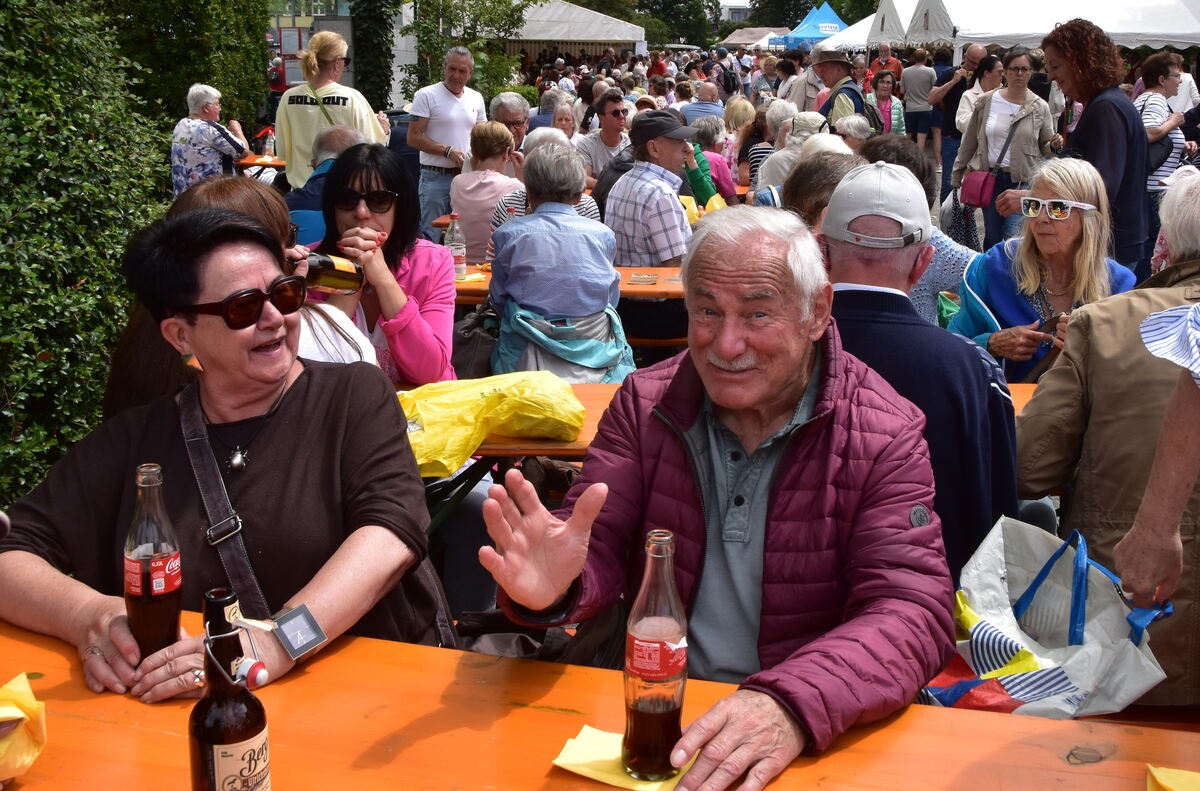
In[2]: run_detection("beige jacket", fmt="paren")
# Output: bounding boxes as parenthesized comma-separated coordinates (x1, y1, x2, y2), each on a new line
(1017, 260, 1200, 706)
(951, 88, 1055, 187)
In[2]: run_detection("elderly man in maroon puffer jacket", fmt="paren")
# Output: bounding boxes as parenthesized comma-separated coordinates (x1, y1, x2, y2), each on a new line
(480, 205, 955, 791)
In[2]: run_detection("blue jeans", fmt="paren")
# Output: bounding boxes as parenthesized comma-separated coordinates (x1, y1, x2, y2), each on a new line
(983, 171, 1025, 251)
(418, 168, 455, 243)
(941, 136, 960, 203)
(1137, 190, 1164, 283)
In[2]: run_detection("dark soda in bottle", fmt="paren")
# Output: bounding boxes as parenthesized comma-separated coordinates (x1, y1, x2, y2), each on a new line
(123, 463, 182, 661)
(622, 529, 687, 781)
(190, 587, 271, 791)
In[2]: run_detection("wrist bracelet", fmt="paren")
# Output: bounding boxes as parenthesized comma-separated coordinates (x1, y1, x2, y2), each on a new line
(444, 145, 453, 158)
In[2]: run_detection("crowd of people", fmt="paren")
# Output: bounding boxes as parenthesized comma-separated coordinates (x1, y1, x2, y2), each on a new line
(7, 17, 1200, 791)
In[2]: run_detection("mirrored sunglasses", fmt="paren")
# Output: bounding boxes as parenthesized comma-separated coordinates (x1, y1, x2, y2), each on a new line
(609, 108, 630, 117)
(182, 275, 307, 330)
(1020, 197, 1096, 221)
(334, 188, 399, 213)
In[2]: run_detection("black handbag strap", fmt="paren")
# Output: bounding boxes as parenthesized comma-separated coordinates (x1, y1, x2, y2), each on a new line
(179, 384, 273, 619)
(991, 109, 1027, 174)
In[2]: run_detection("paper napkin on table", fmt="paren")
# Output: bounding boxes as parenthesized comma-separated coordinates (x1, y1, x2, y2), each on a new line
(1149, 765, 1200, 791)
(553, 725, 695, 790)
(454, 272, 486, 283)
(0, 673, 47, 781)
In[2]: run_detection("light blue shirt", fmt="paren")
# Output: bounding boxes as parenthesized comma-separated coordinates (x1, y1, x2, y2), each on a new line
(681, 100, 725, 125)
(489, 202, 619, 319)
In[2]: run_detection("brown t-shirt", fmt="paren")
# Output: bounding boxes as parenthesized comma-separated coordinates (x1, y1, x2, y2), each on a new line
(3, 361, 437, 643)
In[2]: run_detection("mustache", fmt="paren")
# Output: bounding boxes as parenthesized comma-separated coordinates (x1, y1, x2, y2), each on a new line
(705, 351, 758, 371)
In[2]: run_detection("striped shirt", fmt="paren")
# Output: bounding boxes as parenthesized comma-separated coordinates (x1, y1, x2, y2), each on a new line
(1135, 92, 1185, 191)
(604, 161, 690, 267)
(1141, 303, 1200, 387)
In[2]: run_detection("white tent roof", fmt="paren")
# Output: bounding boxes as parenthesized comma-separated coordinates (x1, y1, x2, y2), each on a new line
(823, 14, 874, 50)
(904, 0, 1200, 48)
(516, 0, 644, 43)
(869, 0, 918, 45)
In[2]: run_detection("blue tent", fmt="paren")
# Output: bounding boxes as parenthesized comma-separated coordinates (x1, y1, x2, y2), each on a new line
(767, 2, 848, 49)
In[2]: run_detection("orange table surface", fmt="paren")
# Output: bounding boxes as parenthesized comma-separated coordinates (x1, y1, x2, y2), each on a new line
(456, 266, 683, 305)
(1011, 382, 1035, 415)
(475, 382, 617, 458)
(235, 153, 286, 169)
(5, 615, 1199, 789)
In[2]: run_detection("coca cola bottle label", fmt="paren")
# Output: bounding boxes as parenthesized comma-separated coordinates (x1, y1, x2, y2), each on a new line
(625, 635, 687, 681)
(123, 551, 182, 596)
(212, 726, 271, 791)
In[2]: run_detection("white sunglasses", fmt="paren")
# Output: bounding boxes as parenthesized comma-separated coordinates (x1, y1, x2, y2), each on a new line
(1020, 197, 1097, 220)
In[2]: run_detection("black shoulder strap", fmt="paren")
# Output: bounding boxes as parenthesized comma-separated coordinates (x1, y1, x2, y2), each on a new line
(179, 385, 272, 619)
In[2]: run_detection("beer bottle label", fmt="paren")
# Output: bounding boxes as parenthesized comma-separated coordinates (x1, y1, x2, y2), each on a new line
(212, 726, 271, 791)
(625, 635, 687, 681)
(327, 254, 356, 274)
(123, 551, 182, 596)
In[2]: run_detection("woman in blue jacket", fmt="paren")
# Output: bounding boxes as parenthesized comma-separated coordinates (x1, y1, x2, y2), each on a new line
(950, 158, 1135, 382)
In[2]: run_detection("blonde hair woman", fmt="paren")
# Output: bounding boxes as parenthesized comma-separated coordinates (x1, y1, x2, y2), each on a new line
(275, 30, 388, 188)
(949, 158, 1136, 381)
(552, 102, 582, 144)
(721, 95, 755, 170)
(450, 122, 522, 265)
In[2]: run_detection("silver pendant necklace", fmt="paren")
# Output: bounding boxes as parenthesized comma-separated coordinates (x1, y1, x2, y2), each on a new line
(200, 384, 289, 473)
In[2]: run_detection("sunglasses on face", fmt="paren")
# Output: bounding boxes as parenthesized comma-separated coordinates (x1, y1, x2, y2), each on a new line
(608, 108, 630, 117)
(337, 55, 352, 67)
(1020, 197, 1096, 220)
(286, 222, 298, 248)
(182, 275, 307, 330)
(334, 188, 398, 213)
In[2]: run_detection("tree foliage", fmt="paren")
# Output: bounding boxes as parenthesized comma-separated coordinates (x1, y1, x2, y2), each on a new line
(749, 0, 813, 29)
(0, 0, 164, 505)
(352, 0, 404, 110)
(100, 0, 270, 134)
(399, 0, 533, 105)
(828, 0, 874, 25)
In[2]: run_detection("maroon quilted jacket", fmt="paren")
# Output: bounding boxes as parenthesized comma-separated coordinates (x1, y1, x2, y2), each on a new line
(505, 323, 955, 751)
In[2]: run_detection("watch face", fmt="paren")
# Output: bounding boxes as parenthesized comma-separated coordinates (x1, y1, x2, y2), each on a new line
(273, 604, 327, 660)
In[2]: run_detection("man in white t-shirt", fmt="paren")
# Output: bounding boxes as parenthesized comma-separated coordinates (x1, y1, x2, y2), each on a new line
(574, 88, 631, 188)
(408, 46, 487, 242)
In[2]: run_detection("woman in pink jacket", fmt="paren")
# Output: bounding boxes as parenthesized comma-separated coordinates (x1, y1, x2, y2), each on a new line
(320, 144, 456, 386)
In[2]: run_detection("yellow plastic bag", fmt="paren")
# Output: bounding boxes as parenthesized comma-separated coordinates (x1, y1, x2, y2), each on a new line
(705, 193, 728, 213)
(397, 371, 586, 477)
(0, 673, 47, 782)
(678, 195, 700, 225)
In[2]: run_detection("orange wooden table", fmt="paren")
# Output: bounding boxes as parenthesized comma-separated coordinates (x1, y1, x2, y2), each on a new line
(475, 382, 618, 458)
(235, 153, 286, 170)
(1011, 382, 1035, 415)
(456, 266, 684, 305)
(432, 213, 452, 230)
(4, 615, 1199, 789)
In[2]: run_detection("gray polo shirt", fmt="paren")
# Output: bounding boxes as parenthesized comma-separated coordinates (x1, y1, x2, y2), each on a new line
(683, 355, 823, 683)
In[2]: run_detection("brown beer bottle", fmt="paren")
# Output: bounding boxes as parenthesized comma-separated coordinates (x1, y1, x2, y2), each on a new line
(123, 463, 182, 661)
(622, 530, 687, 781)
(190, 587, 271, 791)
(305, 252, 363, 295)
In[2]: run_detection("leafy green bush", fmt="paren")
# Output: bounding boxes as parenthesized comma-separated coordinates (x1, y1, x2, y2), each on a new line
(0, 0, 164, 505)
(507, 84, 540, 107)
(352, 0, 404, 111)
(100, 0, 270, 135)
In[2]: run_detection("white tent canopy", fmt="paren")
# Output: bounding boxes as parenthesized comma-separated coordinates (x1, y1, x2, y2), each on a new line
(904, 0, 1200, 48)
(823, 14, 874, 50)
(515, 0, 645, 43)
(869, 0, 918, 45)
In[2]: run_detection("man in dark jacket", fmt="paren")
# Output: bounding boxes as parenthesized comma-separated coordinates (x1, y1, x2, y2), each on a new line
(825, 161, 1019, 580)
(479, 205, 955, 790)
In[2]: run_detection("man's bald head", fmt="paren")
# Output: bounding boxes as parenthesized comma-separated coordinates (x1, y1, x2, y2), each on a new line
(698, 82, 719, 102)
(964, 44, 987, 70)
(313, 125, 367, 166)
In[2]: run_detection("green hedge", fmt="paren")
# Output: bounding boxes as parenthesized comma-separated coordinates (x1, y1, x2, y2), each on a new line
(0, 0, 164, 505)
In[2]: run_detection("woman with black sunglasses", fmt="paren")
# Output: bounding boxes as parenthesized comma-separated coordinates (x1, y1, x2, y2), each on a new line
(0, 207, 442, 705)
(319, 143, 457, 386)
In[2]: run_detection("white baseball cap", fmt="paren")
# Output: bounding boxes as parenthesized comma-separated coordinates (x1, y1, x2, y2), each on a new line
(823, 161, 932, 248)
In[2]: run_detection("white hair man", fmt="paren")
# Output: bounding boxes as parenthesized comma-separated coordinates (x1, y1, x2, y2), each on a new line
(480, 204, 953, 790)
(824, 161, 1018, 579)
(408, 46, 487, 241)
(170, 83, 250, 197)
(461, 92, 530, 179)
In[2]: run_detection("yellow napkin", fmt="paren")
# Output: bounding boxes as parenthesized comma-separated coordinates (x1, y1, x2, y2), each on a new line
(454, 272, 486, 283)
(1149, 765, 1200, 791)
(553, 725, 695, 790)
(0, 673, 47, 781)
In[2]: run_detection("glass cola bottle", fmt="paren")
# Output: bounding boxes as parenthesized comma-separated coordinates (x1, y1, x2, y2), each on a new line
(190, 587, 271, 791)
(123, 463, 182, 661)
(622, 529, 687, 781)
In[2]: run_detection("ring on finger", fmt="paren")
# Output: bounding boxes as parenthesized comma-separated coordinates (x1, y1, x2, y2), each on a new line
(192, 668, 206, 688)
(85, 645, 104, 659)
